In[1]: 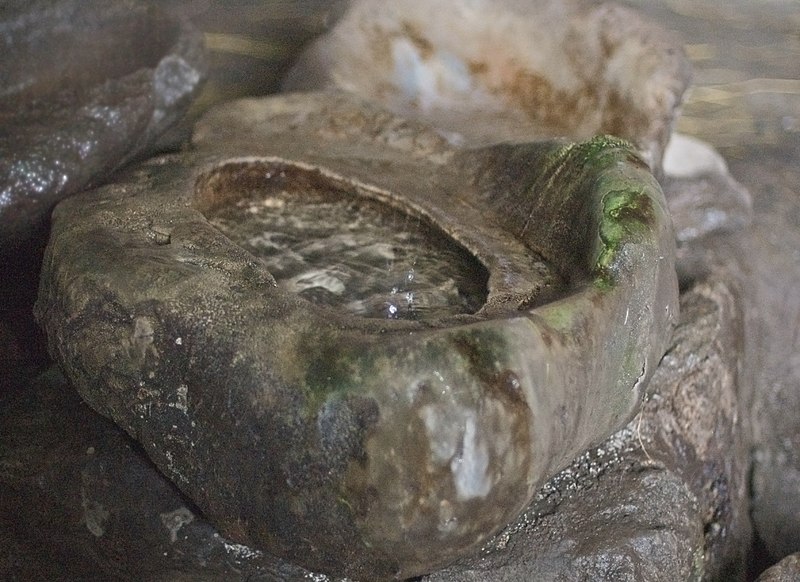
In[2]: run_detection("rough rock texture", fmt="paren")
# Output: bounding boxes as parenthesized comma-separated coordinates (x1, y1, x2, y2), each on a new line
(34, 92, 677, 580)
(283, 0, 691, 172)
(665, 134, 800, 565)
(724, 138, 800, 563)
(4, 0, 798, 579)
(756, 553, 800, 582)
(0, 0, 206, 257)
(0, 369, 314, 582)
(2, 274, 748, 582)
(419, 275, 750, 582)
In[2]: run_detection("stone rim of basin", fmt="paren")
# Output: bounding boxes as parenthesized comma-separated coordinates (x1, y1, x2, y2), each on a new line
(35, 91, 677, 580)
(283, 0, 692, 175)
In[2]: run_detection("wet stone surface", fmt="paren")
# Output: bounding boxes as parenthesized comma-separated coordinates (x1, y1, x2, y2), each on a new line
(0, 0, 205, 259)
(34, 92, 676, 580)
(418, 274, 751, 582)
(4, 0, 800, 579)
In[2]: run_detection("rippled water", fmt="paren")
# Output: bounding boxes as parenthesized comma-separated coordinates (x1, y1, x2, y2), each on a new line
(208, 180, 488, 320)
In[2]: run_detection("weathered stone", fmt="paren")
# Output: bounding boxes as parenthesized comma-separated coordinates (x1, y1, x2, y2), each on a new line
(0, 0, 206, 257)
(661, 133, 753, 244)
(724, 138, 800, 563)
(419, 274, 750, 582)
(663, 136, 800, 565)
(283, 0, 691, 172)
(0, 368, 317, 582)
(0, 267, 751, 582)
(36, 92, 677, 580)
(756, 553, 800, 582)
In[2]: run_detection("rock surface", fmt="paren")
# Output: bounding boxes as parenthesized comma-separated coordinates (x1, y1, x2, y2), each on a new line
(0, 0, 206, 257)
(283, 0, 691, 171)
(419, 274, 750, 582)
(725, 138, 800, 563)
(756, 553, 800, 582)
(664, 135, 800, 565)
(2, 273, 749, 582)
(34, 92, 676, 580)
(662, 133, 752, 245)
(623, 0, 800, 565)
(0, 369, 314, 582)
(4, 0, 799, 579)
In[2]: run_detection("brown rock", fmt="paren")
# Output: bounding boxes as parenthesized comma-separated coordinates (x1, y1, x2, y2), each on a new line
(283, 0, 691, 172)
(35, 92, 676, 580)
(421, 274, 751, 582)
(757, 553, 800, 582)
(666, 135, 800, 565)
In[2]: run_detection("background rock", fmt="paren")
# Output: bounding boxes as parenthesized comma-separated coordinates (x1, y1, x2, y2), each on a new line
(155, 0, 346, 106)
(283, 0, 691, 172)
(727, 139, 800, 563)
(0, 368, 316, 582)
(0, 0, 206, 259)
(756, 553, 800, 582)
(662, 133, 752, 244)
(624, 0, 800, 568)
(658, 95, 800, 573)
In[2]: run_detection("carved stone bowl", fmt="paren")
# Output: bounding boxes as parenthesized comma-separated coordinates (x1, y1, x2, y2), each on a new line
(36, 92, 677, 580)
(283, 0, 692, 173)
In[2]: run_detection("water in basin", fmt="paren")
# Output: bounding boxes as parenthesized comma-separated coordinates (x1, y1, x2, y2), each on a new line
(206, 166, 488, 320)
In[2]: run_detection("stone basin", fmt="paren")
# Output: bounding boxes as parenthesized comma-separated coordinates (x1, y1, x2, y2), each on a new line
(283, 0, 691, 173)
(35, 91, 677, 580)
